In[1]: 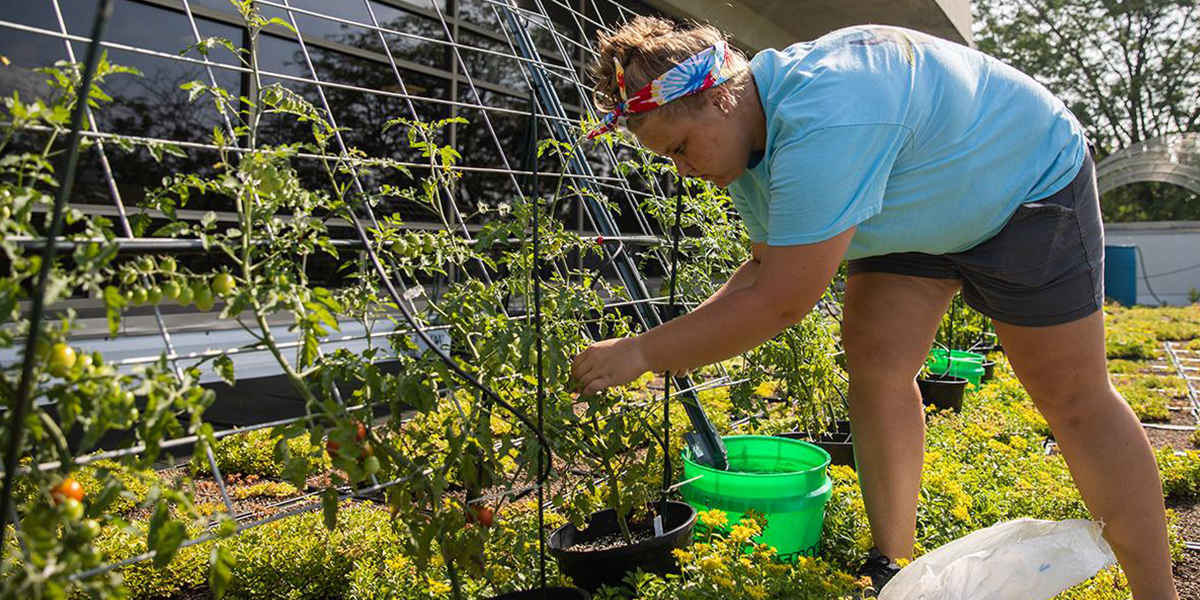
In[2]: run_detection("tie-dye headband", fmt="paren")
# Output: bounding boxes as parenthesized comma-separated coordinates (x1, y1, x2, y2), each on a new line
(586, 41, 737, 140)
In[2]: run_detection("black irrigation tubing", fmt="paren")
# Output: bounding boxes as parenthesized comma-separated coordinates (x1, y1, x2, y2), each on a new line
(0, 0, 115, 559)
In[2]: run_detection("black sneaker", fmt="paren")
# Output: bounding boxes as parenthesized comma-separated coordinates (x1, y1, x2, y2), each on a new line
(855, 547, 902, 597)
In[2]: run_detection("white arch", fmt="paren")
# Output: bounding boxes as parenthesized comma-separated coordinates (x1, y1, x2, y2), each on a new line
(1095, 133, 1200, 196)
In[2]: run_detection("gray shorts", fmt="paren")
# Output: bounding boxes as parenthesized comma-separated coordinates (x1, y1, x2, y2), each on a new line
(847, 149, 1104, 327)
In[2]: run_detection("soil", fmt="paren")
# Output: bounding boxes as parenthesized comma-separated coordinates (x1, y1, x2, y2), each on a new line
(1167, 497, 1200, 600)
(567, 527, 655, 552)
(1145, 426, 1196, 452)
(1134, 354, 1200, 597)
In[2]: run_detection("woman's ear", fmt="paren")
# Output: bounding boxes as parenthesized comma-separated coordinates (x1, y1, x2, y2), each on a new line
(712, 87, 736, 116)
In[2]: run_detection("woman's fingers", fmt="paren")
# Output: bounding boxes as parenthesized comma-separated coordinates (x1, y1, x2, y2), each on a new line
(582, 375, 609, 396)
(570, 347, 593, 382)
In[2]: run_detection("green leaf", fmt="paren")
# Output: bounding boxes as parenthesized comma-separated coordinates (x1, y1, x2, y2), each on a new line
(209, 546, 235, 599)
(321, 487, 338, 531)
(103, 285, 126, 336)
(267, 17, 298, 35)
(214, 355, 235, 385)
(147, 503, 186, 568)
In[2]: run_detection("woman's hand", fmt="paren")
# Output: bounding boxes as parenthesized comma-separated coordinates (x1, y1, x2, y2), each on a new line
(570, 336, 650, 396)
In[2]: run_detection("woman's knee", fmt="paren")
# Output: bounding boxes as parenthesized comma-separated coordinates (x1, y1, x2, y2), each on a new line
(1029, 379, 1122, 430)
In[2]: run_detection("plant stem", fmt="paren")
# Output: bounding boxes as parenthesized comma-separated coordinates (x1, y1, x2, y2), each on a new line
(446, 553, 464, 600)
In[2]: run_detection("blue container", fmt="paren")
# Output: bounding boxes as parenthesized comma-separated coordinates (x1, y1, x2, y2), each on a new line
(1104, 244, 1138, 306)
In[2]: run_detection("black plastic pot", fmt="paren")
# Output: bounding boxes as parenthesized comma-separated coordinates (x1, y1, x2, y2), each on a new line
(981, 360, 996, 382)
(547, 501, 696, 593)
(776, 428, 855, 469)
(487, 587, 590, 600)
(917, 374, 968, 413)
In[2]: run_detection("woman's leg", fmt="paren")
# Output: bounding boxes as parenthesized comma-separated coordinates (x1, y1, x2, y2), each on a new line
(994, 311, 1178, 600)
(842, 272, 960, 560)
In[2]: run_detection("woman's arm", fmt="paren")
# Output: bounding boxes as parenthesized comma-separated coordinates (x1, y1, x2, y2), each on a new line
(571, 230, 853, 394)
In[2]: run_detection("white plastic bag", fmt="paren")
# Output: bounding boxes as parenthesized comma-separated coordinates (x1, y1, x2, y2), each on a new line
(879, 518, 1117, 600)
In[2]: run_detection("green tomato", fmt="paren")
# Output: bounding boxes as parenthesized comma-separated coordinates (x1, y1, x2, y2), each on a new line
(545, 298, 558, 312)
(421, 233, 436, 253)
(137, 256, 155, 272)
(131, 287, 148, 305)
(121, 271, 137, 285)
(147, 286, 163, 304)
(363, 455, 380, 476)
(390, 238, 409, 257)
(79, 518, 101, 540)
(193, 282, 216, 312)
(48, 343, 76, 378)
(404, 232, 421, 253)
(162, 281, 181, 300)
(60, 498, 84, 521)
(212, 273, 236, 297)
(176, 283, 194, 306)
(160, 256, 176, 274)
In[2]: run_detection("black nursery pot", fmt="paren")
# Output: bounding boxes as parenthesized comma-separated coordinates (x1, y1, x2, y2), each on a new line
(917, 374, 968, 413)
(487, 587, 590, 600)
(776, 424, 855, 470)
(981, 359, 996, 382)
(547, 500, 696, 593)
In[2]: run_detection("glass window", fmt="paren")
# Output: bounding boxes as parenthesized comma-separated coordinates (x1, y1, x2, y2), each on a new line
(0, 1, 66, 31)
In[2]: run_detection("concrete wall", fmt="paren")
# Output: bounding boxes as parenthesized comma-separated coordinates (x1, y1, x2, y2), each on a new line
(1104, 221, 1200, 306)
(644, 0, 974, 52)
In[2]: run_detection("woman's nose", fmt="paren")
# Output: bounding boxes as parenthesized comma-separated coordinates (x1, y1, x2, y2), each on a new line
(672, 156, 693, 177)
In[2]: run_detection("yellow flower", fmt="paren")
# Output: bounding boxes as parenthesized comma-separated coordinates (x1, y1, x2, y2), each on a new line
(730, 523, 756, 544)
(951, 504, 971, 521)
(699, 555, 725, 574)
(753, 381, 778, 398)
(428, 579, 451, 595)
(746, 584, 767, 599)
(699, 509, 729, 529)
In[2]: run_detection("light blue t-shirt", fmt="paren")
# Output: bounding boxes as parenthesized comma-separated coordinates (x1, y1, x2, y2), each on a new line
(727, 25, 1087, 259)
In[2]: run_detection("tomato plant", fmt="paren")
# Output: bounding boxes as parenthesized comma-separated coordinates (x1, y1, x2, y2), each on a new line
(0, 53, 215, 599)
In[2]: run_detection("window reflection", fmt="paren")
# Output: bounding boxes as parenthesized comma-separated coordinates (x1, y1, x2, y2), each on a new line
(1, 0, 668, 232)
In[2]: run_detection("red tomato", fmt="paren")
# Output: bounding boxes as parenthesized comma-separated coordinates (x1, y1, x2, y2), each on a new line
(476, 506, 494, 527)
(51, 478, 84, 504)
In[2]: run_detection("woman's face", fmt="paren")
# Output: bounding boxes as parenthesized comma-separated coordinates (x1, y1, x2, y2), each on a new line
(630, 89, 761, 188)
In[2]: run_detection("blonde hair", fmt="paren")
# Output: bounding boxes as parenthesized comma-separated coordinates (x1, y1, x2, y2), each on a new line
(590, 16, 750, 128)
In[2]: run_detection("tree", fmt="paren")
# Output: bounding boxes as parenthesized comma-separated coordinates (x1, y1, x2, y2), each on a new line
(973, 0, 1200, 221)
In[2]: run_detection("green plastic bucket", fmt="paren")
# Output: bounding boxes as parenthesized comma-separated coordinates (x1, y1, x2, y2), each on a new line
(680, 435, 832, 561)
(927, 348, 985, 387)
